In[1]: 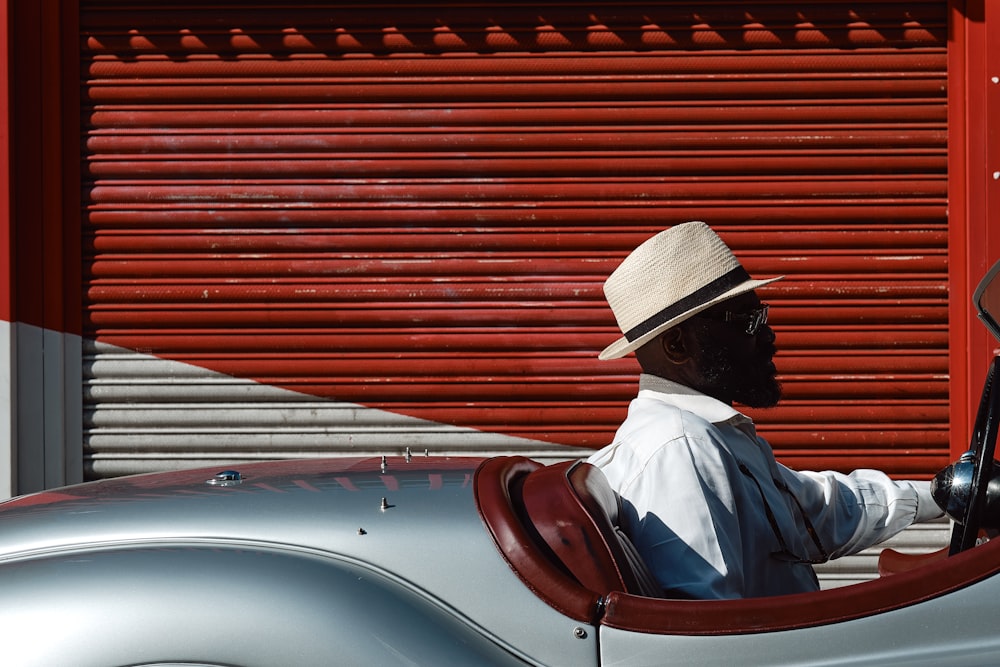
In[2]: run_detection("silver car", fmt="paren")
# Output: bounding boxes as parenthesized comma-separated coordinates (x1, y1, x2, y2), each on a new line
(3, 260, 1000, 666)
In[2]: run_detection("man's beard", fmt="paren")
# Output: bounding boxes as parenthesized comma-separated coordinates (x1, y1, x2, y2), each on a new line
(694, 328, 782, 408)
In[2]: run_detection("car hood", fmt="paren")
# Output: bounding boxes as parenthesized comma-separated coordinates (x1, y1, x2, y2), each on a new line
(17, 454, 1000, 667)
(0, 455, 485, 571)
(0, 455, 600, 665)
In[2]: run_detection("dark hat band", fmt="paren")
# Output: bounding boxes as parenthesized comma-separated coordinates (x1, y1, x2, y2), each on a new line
(623, 266, 751, 342)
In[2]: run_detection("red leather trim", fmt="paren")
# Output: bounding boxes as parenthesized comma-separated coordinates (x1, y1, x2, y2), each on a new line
(521, 460, 628, 593)
(877, 546, 949, 577)
(601, 536, 1000, 636)
(473, 456, 601, 623)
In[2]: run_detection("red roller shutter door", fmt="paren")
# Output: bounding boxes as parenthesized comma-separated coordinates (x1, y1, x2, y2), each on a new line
(81, 2, 949, 478)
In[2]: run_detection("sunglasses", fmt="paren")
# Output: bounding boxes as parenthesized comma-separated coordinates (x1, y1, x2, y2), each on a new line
(698, 303, 770, 336)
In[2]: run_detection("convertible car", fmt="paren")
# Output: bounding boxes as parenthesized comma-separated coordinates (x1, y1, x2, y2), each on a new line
(5, 260, 1000, 667)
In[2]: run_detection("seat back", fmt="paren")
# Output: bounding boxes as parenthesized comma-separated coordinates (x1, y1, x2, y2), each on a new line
(520, 460, 662, 598)
(473, 456, 603, 622)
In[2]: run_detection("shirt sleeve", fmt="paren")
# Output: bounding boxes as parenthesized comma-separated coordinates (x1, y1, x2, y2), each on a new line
(776, 464, 945, 558)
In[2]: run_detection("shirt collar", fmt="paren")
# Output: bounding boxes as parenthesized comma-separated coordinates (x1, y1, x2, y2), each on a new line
(638, 373, 751, 427)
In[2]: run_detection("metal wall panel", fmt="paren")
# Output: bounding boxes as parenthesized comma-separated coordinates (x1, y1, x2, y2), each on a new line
(80, 1, 950, 479)
(814, 519, 949, 589)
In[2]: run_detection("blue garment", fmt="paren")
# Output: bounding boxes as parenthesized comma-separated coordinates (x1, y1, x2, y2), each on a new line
(587, 374, 942, 599)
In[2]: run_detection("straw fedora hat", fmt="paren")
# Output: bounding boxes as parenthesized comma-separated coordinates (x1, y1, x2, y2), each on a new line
(599, 221, 782, 360)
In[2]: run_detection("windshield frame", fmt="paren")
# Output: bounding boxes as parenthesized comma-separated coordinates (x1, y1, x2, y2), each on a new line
(974, 258, 1000, 343)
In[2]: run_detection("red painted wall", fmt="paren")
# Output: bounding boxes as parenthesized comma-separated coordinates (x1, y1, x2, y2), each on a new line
(3, 1, 998, 482)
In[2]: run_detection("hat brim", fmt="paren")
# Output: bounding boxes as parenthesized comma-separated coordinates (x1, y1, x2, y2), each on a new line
(598, 276, 783, 360)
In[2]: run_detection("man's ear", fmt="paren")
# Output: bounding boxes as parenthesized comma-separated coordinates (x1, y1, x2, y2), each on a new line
(661, 327, 688, 364)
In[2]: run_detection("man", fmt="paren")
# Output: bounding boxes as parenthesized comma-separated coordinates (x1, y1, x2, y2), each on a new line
(587, 221, 943, 599)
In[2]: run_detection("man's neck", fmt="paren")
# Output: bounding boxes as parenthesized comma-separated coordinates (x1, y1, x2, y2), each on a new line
(638, 373, 733, 405)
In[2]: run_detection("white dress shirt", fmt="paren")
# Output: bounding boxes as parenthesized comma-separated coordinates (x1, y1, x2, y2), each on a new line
(587, 374, 943, 599)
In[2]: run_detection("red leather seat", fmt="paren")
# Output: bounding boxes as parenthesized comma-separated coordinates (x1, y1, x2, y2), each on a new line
(474, 456, 603, 622)
(520, 460, 663, 598)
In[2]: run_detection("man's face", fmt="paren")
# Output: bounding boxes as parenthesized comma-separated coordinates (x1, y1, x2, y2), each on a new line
(683, 292, 782, 408)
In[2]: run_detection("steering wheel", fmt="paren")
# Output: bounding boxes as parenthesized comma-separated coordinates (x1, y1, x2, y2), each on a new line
(948, 356, 1000, 554)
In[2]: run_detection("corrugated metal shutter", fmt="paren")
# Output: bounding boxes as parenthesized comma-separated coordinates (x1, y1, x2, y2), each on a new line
(81, 2, 950, 481)
(814, 517, 949, 589)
